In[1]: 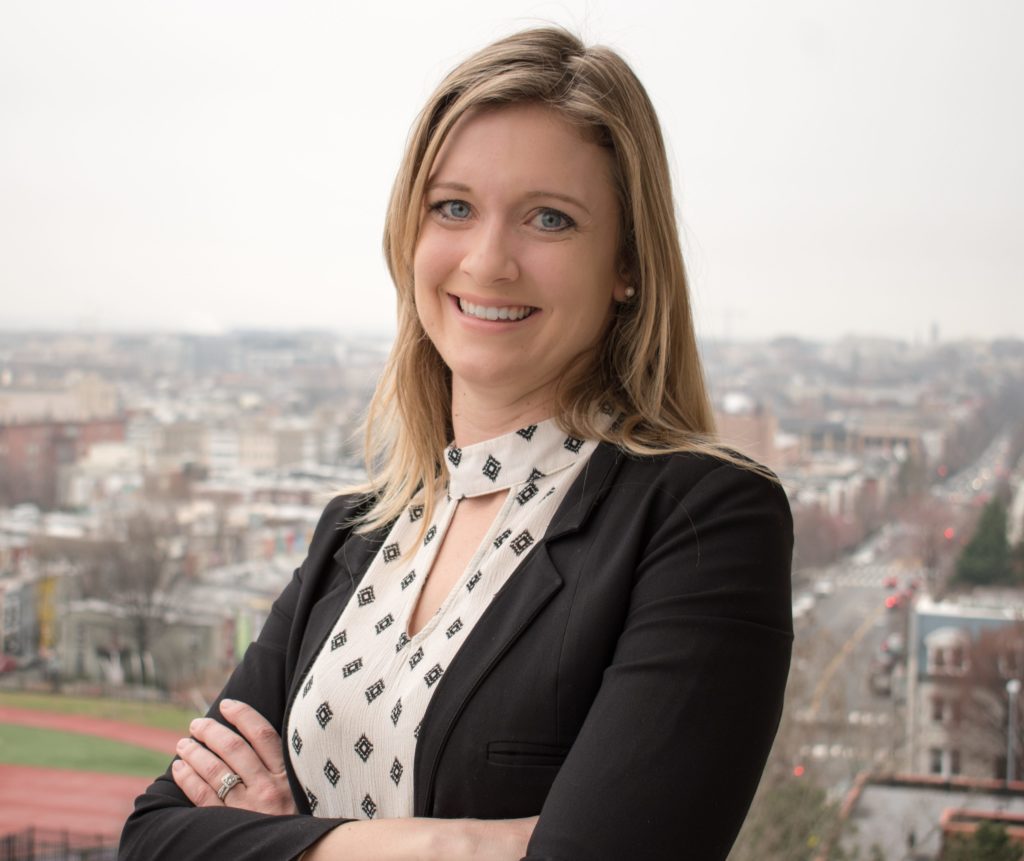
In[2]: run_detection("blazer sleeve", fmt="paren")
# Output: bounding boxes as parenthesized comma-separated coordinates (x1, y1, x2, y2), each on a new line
(523, 462, 794, 861)
(118, 498, 358, 861)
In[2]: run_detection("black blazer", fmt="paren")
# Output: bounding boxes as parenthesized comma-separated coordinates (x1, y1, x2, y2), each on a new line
(119, 443, 793, 861)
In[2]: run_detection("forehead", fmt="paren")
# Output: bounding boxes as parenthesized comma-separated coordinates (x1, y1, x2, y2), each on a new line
(427, 103, 616, 198)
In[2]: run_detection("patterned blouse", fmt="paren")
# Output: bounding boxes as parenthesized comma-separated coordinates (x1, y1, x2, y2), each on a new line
(285, 418, 601, 819)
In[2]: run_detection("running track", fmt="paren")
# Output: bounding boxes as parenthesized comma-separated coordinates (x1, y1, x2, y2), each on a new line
(0, 705, 185, 838)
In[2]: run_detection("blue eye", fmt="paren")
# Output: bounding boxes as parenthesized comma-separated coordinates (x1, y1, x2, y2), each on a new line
(430, 200, 471, 220)
(532, 208, 574, 232)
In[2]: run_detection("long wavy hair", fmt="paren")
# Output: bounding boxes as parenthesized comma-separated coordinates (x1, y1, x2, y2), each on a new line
(353, 26, 754, 534)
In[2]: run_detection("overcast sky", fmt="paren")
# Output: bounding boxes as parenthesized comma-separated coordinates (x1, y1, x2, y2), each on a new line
(1, 1, 1021, 342)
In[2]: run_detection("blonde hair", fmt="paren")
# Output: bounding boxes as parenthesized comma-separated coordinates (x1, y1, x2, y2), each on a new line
(354, 26, 758, 533)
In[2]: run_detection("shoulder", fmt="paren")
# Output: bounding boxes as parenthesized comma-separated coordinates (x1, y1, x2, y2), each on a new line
(590, 445, 793, 633)
(304, 492, 380, 559)
(599, 443, 791, 524)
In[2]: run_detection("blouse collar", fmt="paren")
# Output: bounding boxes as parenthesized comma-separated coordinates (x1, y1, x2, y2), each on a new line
(444, 417, 593, 500)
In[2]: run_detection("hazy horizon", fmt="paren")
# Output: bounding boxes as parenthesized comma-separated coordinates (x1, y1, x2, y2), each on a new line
(2, 1, 1022, 343)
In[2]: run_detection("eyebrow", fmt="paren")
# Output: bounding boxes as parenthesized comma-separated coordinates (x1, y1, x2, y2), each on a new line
(425, 181, 591, 215)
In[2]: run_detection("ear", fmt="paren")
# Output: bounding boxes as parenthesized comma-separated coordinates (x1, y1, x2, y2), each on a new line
(612, 264, 633, 303)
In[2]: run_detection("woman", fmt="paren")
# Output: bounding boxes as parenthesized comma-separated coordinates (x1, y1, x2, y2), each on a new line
(119, 27, 793, 861)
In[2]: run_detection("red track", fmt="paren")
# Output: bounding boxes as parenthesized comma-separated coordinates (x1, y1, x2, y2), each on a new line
(0, 705, 184, 839)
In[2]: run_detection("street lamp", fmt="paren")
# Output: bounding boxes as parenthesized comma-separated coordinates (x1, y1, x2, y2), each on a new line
(1008, 679, 1021, 783)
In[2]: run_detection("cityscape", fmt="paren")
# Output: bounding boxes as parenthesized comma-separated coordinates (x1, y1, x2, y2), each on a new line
(2, 327, 1024, 860)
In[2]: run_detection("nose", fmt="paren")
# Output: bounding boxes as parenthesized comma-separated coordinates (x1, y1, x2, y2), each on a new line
(459, 223, 519, 286)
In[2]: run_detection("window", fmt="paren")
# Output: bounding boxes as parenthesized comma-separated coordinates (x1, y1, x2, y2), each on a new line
(930, 748, 943, 775)
(931, 697, 963, 725)
(998, 648, 1023, 679)
(926, 628, 971, 676)
(951, 749, 961, 775)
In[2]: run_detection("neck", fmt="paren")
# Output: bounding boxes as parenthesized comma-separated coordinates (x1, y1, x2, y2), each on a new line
(450, 382, 556, 447)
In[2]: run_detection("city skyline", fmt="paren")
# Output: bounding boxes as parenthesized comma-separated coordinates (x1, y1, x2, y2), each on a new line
(2, 1, 1022, 342)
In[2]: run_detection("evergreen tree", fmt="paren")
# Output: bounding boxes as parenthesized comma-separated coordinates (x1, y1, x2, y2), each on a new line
(954, 498, 1011, 585)
(941, 821, 1023, 861)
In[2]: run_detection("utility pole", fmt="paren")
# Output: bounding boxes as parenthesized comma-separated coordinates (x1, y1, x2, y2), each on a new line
(1008, 678, 1021, 782)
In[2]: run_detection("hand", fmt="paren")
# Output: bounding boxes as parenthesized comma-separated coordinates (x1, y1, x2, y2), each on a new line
(172, 698, 298, 815)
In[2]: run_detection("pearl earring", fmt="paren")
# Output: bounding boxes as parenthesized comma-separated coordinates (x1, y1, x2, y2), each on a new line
(624, 286, 636, 299)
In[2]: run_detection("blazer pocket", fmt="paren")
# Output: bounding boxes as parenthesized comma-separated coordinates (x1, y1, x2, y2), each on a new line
(487, 740, 570, 768)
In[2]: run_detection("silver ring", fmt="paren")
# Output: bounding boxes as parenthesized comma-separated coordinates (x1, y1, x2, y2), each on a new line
(217, 771, 244, 801)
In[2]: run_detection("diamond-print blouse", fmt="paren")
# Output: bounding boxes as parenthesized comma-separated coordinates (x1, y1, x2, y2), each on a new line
(286, 417, 600, 820)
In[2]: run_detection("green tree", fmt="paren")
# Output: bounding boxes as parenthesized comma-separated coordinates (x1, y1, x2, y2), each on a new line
(941, 821, 1024, 861)
(954, 497, 1011, 586)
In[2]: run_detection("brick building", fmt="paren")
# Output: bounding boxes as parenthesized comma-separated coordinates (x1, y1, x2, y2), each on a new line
(0, 418, 125, 508)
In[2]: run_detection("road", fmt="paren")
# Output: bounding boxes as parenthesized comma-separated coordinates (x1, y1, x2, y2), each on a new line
(790, 550, 912, 796)
(786, 429, 1019, 798)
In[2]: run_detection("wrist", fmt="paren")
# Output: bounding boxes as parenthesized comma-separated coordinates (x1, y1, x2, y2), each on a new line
(301, 817, 465, 861)
(421, 817, 475, 858)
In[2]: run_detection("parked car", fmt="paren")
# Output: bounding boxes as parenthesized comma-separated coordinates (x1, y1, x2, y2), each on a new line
(882, 632, 905, 658)
(0, 653, 18, 674)
(869, 668, 892, 696)
(793, 593, 816, 621)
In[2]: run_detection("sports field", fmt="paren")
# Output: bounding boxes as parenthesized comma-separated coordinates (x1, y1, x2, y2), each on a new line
(0, 691, 198, 837)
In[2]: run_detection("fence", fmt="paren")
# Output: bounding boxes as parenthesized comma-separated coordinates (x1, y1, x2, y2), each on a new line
(0, 829, 117, 861)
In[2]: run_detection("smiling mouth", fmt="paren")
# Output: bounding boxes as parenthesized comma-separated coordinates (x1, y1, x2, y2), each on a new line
(457, 298, 537, 322)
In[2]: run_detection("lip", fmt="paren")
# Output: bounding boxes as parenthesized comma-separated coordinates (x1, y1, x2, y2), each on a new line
(448, 293, 540, 328)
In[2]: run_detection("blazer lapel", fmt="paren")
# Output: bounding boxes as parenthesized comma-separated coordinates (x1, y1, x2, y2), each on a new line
(289, 527, 385, 703)
(544, 442, 623, 541)
(414, 442, 624, 814)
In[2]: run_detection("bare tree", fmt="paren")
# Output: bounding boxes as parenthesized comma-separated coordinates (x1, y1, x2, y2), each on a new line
(793, 504, 845, 570)
(78, 507, 185, 687)
(948, 622, 1024, 780)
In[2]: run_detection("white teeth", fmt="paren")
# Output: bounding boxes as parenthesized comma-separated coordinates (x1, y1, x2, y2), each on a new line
(458, 299, 535, 321)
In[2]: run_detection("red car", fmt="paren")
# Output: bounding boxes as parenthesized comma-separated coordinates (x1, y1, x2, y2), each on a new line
(0, 653, 18, 674)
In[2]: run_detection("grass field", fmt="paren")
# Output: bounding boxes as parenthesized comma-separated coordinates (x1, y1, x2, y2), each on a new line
(0, 691, 200, 732)
(0, 723, 170, 777)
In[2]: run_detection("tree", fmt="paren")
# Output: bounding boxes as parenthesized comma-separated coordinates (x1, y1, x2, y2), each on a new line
(949, 622, 1024, 780)
(893, 493, 958, 580)
(953, 497, 1012, 586)
(78, 508, 184, 687)
(941, 821, 1024, 861)
(728, 631, 843, 861)
(792, 504, 845, 569)
(728, 777, 837, 861)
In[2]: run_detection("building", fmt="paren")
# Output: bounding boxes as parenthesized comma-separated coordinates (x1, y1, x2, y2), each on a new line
(828, 773, 1024, 860)
(906, 592, 1024, 780)
(0, 417, 126, 507)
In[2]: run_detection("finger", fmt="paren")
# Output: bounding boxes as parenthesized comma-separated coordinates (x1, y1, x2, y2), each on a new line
(176, 736, 244, 800)
(219, 699, 288, 774)
(172, 758, 224, 808)
(186, 719, 266, 785)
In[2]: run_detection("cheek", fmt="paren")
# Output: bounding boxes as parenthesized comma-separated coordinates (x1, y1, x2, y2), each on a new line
(413, 240, 447, 326)
(414, 227, 463, 285)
